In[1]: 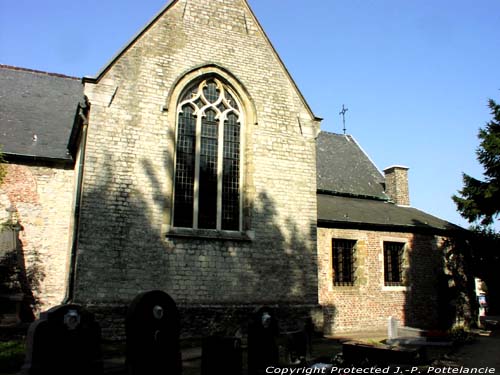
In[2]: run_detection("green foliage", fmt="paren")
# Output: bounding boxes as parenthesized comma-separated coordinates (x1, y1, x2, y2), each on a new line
(468, 227, 500, 314)
(0, 340, 25, 372)
(447, 326, 475, 345)
(438, 237, 477, 329)
(453, 99, 500, 227)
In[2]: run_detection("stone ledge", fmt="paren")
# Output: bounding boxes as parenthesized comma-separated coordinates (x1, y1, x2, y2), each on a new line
(165, 227, 254, 242)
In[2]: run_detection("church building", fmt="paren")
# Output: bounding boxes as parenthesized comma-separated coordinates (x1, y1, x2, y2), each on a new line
(0, 0, 471, 337)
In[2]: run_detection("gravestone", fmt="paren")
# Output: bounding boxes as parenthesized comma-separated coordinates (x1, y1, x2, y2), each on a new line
(201, 336, 242, 375)
(21, 304, 103, 375)
(247, 306, 279, 375)
(126, 290, 182, 375)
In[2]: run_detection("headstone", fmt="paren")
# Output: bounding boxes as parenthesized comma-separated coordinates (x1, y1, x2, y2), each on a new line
(22, 304, 103, 375)
(201, 336, 242, 375)
(126, 290, 182, 375)
(247, 306, 279, 375)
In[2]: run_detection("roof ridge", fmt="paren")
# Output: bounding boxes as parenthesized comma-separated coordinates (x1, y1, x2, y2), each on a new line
(319, 130, 348, 137)
(348, 134, 385, 179)
(0, 64, 80, 80)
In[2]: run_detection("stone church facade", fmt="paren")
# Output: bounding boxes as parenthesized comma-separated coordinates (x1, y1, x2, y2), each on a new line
(73, 0, 320, 337)
(0, 0, 471, 337)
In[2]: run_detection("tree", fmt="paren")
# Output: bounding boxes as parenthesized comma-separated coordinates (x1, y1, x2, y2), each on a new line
(453, 99, 500, 228)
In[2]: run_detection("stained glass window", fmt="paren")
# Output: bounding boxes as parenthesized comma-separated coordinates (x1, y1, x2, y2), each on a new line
(173, 78, 242, 231)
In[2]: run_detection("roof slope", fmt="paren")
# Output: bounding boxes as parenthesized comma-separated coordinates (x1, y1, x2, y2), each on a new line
(0, 65, 83, 161)
(317, 131, 386, 199)
(316, 131, 462, 233)
(318, 194, 462, 233)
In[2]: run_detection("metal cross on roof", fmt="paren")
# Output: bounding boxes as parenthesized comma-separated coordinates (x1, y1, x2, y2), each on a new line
(339, 104, 348, 134)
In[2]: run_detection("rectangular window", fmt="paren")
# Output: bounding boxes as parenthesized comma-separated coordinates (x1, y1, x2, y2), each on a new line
(384, 242, 405, 286)
(198, 109, 218, 229)
(173, 106, 196, 228)
(221, 112, 240, 230)
(332, 239, 356, 286)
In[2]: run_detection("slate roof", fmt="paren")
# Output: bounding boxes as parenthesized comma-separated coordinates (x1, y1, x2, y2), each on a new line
(316, 131, 387, 199)
(0, 65, 83, 162)
(318, 194, 463, 234)
(316, 131, 462, 233)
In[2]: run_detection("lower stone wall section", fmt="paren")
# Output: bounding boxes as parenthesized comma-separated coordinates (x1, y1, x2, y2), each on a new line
(86, 302, 323, 340)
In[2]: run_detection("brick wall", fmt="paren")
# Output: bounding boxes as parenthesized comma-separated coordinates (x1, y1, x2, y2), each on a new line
(0, 163, 75, 315)
(318, 227, 445, 334)
(74, 0, 319, 335)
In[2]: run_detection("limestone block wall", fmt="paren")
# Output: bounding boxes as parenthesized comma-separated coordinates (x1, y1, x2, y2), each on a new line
(74, 0, 319, 321)
(0, 163, 75, 315)
(318, 227, 444, 334)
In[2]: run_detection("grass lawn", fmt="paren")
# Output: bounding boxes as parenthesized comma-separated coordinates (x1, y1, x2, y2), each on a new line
(0, 340, 25, 374)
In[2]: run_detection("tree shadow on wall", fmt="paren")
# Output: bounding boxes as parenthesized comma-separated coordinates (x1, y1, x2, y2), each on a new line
(73, 146, 320, 336)
(403, 227, 476, 331)
(0, 224, 44, 324)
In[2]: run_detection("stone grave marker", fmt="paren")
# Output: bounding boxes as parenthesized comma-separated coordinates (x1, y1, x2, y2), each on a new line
(126, 290, 182, 375)
(247, 306, 279, 375)
(22, 304, 103, 375)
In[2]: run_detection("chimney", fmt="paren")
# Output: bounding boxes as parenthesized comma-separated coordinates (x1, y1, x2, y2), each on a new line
(383, 165, 410, 206)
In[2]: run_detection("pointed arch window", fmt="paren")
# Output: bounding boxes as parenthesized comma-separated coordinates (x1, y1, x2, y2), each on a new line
(173, 77, 242, 231)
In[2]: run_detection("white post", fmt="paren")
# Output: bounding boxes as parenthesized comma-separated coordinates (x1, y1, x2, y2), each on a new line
(388, 316, 398, 339)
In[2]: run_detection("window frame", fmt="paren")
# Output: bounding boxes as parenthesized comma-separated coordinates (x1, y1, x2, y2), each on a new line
(332, 238, 357, 286)
(383, 241, 405, 287)
(171, 76, 244, 232)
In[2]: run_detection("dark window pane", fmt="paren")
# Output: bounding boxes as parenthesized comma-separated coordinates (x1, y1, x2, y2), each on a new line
(181, 85, 198, 102)
(175, 78, 242, 231)
(203, 81, 219, 104)
(198, 109, 218, 229)
(222, 112, 240, 230)
(173, 105, 196, 227)
(384, 242, 404, 286)
(333, 239, 356, 286)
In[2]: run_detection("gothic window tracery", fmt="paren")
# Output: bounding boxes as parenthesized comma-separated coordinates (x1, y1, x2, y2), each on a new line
(173, 77, 242, 231)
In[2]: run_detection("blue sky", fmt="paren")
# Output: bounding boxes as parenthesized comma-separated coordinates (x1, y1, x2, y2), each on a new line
(1, 0, 499, 229)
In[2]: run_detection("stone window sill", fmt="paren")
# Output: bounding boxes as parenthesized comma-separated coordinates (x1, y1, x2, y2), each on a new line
(382, 285, 410, 292)
(165, 226, 254, 242)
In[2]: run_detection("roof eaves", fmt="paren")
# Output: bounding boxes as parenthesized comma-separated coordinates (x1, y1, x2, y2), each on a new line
(3, 152, 74, 167)
(317, 189, 388, 202)
(317, 218, 464, 236)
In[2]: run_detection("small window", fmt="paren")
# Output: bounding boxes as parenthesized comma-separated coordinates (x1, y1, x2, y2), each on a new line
(384, 242, 405, 286)
(332, 239, 356, 286)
